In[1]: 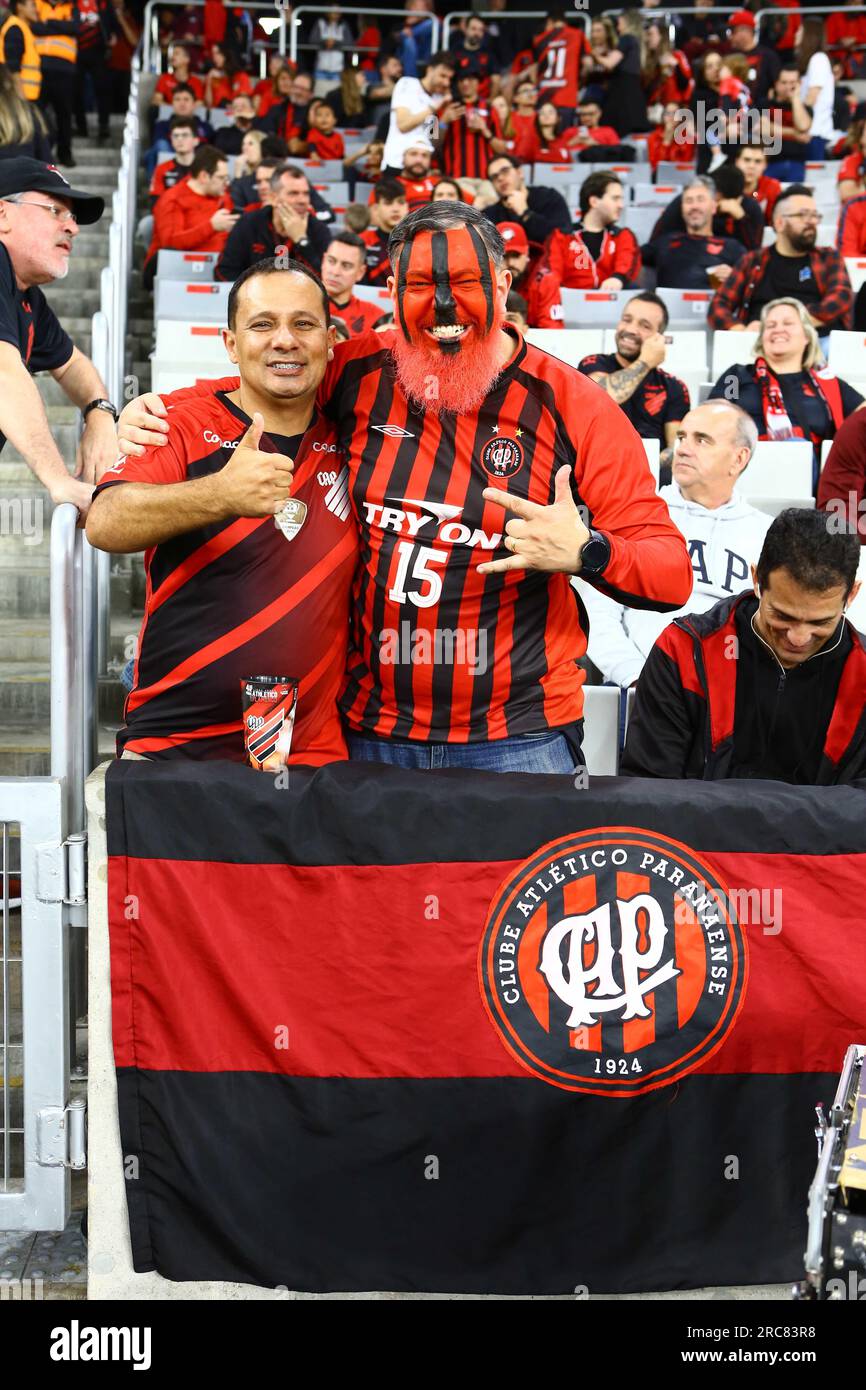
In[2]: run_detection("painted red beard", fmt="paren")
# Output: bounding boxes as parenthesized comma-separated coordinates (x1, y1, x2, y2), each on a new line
(390, 307, 506, 414)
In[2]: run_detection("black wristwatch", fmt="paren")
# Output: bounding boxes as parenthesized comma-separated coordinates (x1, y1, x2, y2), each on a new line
(579, 528, 611, 577)
(82, 398, 118, 423)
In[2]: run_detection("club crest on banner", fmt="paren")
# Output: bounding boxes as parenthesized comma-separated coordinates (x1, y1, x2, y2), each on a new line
(479, 828, 748, 1096)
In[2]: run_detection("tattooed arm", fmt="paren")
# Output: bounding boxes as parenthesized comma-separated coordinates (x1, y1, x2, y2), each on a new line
(588, 332, 667, 404)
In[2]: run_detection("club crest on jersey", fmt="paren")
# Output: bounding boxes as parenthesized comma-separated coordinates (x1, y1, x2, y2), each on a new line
(479, 828, 748, 1096)
(274, 498, 308, 541)
(481, 436, 524, 479)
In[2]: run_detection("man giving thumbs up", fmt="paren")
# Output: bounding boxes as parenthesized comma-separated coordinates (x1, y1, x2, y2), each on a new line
(85, 258, 359, 765)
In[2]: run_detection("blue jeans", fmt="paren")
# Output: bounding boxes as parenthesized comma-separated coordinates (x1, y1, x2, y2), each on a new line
(766, 157, 805, 182)
(347, 728, 582, 774)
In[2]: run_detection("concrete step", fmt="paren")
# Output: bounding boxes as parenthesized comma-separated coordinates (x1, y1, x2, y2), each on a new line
(0, 613, 137, 664)
(40, 290, 100, 315)
(0, 564, 50, 617)
(0, 667, 126, 722)
(0, 721, 118, 775)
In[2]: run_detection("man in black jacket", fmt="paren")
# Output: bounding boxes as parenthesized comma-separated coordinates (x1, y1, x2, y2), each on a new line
(649, 164, 764, 253)
(215, 163, 331, 282)
(622, 508, 866, 784)
(483, 154, 572, 246)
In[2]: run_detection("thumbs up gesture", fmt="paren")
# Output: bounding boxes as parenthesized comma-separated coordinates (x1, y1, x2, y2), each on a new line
(478, 466, 591, 575)
(216, 413, 295, 518)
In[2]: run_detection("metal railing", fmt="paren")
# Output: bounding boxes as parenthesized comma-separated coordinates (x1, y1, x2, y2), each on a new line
(142, 0, 288, 73)
(442, 10, 589, 50)
(289, 7, 439, 68)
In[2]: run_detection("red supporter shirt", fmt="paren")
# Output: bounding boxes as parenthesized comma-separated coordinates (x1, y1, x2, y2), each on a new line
(546, 225, 642, 289)
(525, 129, 580, 163)
(156, 329, 693, 743)
(149, 159, 192, 206)
(839, 151, 865, 188)
(328, 293, 388, 336)
(146, 180, 233, 265)
(360, 227, 392, 285)
(208, 71, 253, 107)
(508, 111, 537, 161)
(837, 195, 866, 255)
(307, 129, 346, 160)
(396, 174, 441, 212)
(514, 264, 565, 328)
(532, 22, 587, 109)
(755, 173, 782, 222)
(440, 103, 503, 180)
(93, 391, 358, 763)
(647, 128, 695, 171)
(155, 72, 205, 103)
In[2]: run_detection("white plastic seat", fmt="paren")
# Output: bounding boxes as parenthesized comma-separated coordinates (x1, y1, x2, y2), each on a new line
(643, 437, 660, 484)
(747, 494, 815, 519)
(310, 181, 350, 205)
(827, 330, 866, 378)
(656, 287, 713, 327)
(560, 287, 630, 327)
(603, 328, 708, 374)
(153, 320, 233, 365)
(844, 257, 866, 293)
(530, 162, 578, 188)
(154, 280, 230, 322)
(632, 183, 679, 206)
(579, 685, 621, 776)
(352, 284, 393, 308)
(620, 206, 658, 244)
(155, 250, 218, 280)
(740, 440, 814, 499)
(525, 329, 602, 369)
(297, 159, 345, 181)
(711, 329, 758, 380)
(654, 162, 697, 185)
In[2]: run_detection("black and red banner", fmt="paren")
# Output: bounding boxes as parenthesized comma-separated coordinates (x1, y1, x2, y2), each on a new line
(106, 760, 866, 1294)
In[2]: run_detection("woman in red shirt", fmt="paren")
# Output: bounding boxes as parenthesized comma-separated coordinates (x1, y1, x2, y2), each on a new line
(204, 43, 253, 108)
(504, 78, 538, 162)
(642, 21, 694, 107)
(526, 101, 579, 164)
(839, 120, 866, 202)
(253, 59, 294, 118)
(647, 101, 695, 172)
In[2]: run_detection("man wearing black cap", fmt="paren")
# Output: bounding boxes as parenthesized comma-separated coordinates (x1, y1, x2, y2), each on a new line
(0, 157, 114, 512)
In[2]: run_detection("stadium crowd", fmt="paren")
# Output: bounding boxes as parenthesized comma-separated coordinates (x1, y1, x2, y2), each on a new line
(1, 1, 866, 781)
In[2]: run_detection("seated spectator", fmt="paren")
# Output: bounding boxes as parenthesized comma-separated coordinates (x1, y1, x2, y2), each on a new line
(523, 101, 579, 164)
(261, 70, 315, 152)
(393, 143, 440, 210)
(708, 298, 864, 489)
(570, 97, 623, 161)
(326, 67, 372, 128)
(310, 7, 354, 97)
(728, 9, 781, 105)
(734, 144, 781, 223)
(149, 116, 199, 208)
(579, 292, 689, 465)
(344, 139, 384, 193)
(817, 408, 866, 538)
(622, 508, 866, 783)
(305, 101, 345, 161)
(151, 43, 204, 105)
(321, 230, 388, 335)
(147, 84, 212, 176)
(504, 76, 538, 161)
(360, 177, 408, 282)
(213, 95, 257, 157)
(594, 10, 650, 138)
(642, 19, 694, 107)
(796, 17, 835, 160)
(642, 176, 742, 290)
(484, 153, 572, 242)
(764, 65, 813, 182)
(439, 69, 505, 180)
(216, 162, 331, 282)
(650, 166, 764, 253)
(231, 156, 280, 214)
(647, 102, 696, 173)
(504, 290, 528, 332)
(545, 170, 641, 290)
(580, 401, 771, 687)
(144, 145, 237, 285)
(431, 177, 472, 204)
(499, 221, 563, 328)
(381, 50, 455, 175)
(708, 185, 854, 332)
(252, 56, 292, 118)
(827, 1, 866, 81)
(228, 129, 264, 208)
(344, 202, 371, 233)
(204, 42, 253, 109)
(838, 119, 866, 202)
(837, 186, 866, 258)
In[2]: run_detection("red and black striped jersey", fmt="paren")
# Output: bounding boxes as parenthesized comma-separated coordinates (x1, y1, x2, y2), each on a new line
(328, 293, 387, 336)
(440, 103, 504, 181)
(532, 22, 587, 109)
(360, 227, 391, 285)
(93, 391, 357, 763)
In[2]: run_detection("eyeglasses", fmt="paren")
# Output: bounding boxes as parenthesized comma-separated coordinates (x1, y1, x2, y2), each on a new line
(4, 196, 79, 225)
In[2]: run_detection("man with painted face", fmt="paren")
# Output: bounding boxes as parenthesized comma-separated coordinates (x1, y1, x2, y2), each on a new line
(117, 206, 693, 773)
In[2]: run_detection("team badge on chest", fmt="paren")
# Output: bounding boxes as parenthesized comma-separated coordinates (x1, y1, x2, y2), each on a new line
(481, 435, 524, 479)
(274, 499, 308, 541)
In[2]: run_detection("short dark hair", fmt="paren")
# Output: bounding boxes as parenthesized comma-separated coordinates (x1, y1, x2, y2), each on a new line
(373, 176, 407, 204)
(624, 291, 669, 332)
(388, 200, 505, 269)
(327, 229, 367, 259)
(171, 82, 196, 100)
(261, 135, 290, 160)
(579, 170, 622, 217)
(423, 51, 457, 71)
(487, 153, 521, 175)
(506, 290, 528, 317)
(190, 145, 226, 178)
(227, 256, 330, 331)
(168, 115, 198, 136)
(271, 162, 309, 187)
(756, 509, 861, 596)
(711, 163, 745, 199)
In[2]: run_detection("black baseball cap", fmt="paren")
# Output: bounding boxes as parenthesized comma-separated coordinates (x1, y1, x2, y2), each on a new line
(0, 158, 104, 224)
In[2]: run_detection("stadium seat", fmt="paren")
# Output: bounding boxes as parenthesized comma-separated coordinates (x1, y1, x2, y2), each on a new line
(845, 257, 866, 293)
(582, 164, 634, 183)
(816, 223, 836, 247)
(632, 184, 680, 206)
(156, 250, 218, 280)
(821, 437, 834, 469)
(153, 321, 233, 376)
(711, 329, 758, 379)
(207, 108, 232, 130)
(655, 163, 698, 186)
(643, 437, 660, 484)
(354, 182, 374, 202)
(525, 329, 600, 368)
(761, 226, 774, 247)
(740, 440, 813, 500)
(530, 163, 578, 188)
(311, 181, 350, 205)
(656, 287, 713, 327)
(154, 280, 231, 322)
(561, 288, 630, 327)
(748, 495, 816, 519)
(603, 328, 708, 374)
(352, 284, 393, 308)
(621, 206, 657, 244)
(579, 684, 621, 776)
(298, 160, 345, 181)
(845, 548, 866, 634)
(826, 330, 866, 378)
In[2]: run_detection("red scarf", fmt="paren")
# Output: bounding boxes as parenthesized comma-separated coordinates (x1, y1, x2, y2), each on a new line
(753, 356, 845, 447)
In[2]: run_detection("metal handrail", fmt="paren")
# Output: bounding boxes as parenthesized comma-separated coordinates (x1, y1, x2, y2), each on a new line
(442, 10, 589, 50)
(289, 7, 440, 69)
(142, 0, 288, 73)
(50, 506, 97, 837)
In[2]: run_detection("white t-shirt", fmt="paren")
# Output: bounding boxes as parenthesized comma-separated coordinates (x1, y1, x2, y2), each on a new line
(383, 76, 441, 169)
(800, 52, 834, 140)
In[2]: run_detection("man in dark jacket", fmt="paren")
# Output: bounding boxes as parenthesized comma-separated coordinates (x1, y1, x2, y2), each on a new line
(622, 508, 866, 784)
(215, 163, 330, 282)
(483, 153, 572, 245)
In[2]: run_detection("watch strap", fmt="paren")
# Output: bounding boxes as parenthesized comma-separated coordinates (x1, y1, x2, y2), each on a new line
(82, 399, 118, 423)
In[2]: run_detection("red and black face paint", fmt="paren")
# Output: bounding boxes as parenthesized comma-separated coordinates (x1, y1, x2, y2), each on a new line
(396, 226, 496, 353)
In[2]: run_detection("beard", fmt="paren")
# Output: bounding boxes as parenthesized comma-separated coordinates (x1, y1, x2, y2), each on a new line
(788, 228, 817, 254)
(390, 313, 507, 415)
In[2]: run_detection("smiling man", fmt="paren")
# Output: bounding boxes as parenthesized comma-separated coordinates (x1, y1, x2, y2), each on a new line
(85, 259, 358, 764)
(623, 507, 866, 783)
(0, 157, 113, 512)
(118, 205, 692, 773)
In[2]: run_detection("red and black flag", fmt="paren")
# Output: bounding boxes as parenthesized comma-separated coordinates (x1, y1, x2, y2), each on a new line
(107, 760, 866, 1293)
